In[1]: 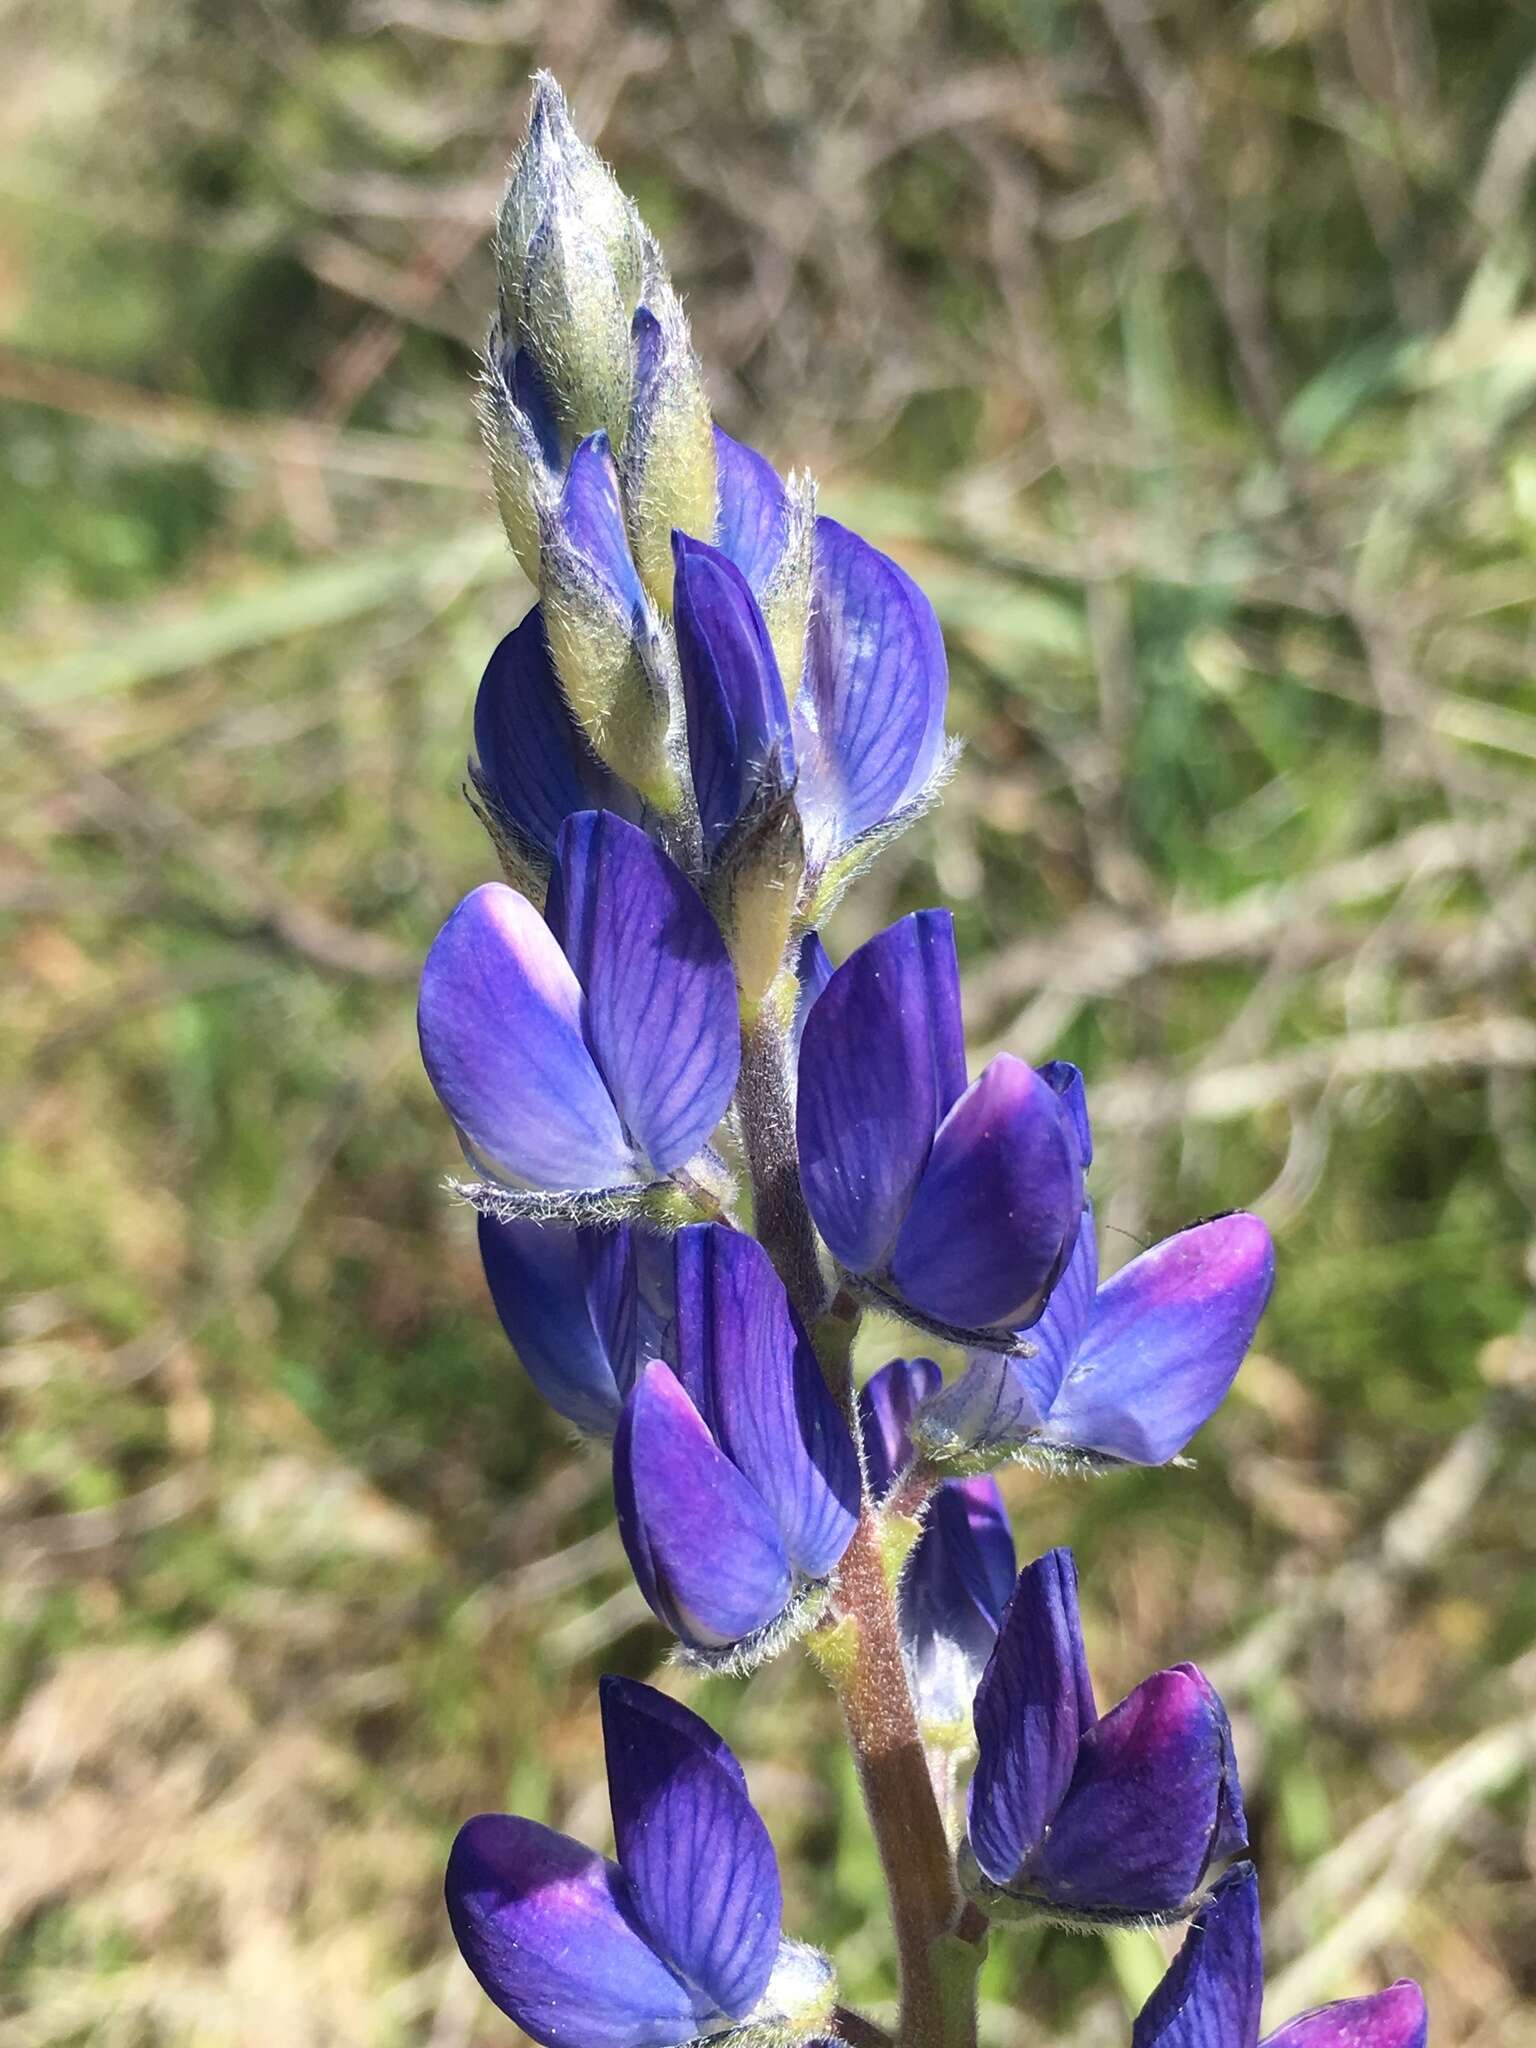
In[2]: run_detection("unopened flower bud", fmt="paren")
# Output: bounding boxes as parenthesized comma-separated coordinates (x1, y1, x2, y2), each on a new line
(520, 188, 635, 447)
(714, 791, 805, 1014)
(478, 336, 560, 579)
(759, 470, 816, 699)
(497, 72, 644, 315)
(539, 434, 683, 808)
(495, 74, 646, 454)
(622, 277, 717, 608)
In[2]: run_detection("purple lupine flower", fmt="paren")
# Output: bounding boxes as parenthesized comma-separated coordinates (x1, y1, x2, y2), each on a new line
(447, 1677, 832, 2048)
(860, 1359, 1016, 1733)
(917, 1201, 1275, 1467)
(715, 429, 804, 601)
(496, 76, 642, 419)
(964, 1548, 1247, 1926)
(418, 809, 738, 1197)
(477, 1215, 675, 1435)
(904, 1477, 1016, 1732)
(553, 433, 649, 624)
(614, 1225, 860, 1658)
(714, 433, 952, 889)
(471, 607, 636, 880)
(791, 930, 833, 1059)
(1134, 1863, 1427, 2048)
(859, 1355, 945, 1499)
(796, 910, 1085, 1339)
(673, 531, 796, 856)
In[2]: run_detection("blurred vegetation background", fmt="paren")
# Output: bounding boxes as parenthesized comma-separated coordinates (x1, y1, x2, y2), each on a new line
(4, 0, 1536, 2042)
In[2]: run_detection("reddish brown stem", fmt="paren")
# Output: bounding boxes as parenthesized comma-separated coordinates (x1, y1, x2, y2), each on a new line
(887, 1459, 942, 1527)
(831, 1507, 980, 2048)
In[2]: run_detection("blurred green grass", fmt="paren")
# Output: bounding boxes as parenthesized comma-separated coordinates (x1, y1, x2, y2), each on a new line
(3, 2, 1536, 2043)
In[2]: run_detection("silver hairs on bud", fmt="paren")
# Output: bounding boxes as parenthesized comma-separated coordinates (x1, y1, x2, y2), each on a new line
(622, 264, 716, 610)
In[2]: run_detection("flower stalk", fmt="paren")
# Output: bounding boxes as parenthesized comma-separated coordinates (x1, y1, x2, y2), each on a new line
(415, 70, 1427, 2048)
(824, 1506, 981, 2048)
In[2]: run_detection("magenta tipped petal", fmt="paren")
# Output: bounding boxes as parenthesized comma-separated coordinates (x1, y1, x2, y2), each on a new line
(1040, 1212, 1275, 1465)
(1266, 1984, 1428, 2048)
(1032, 1662, 1246, 1917)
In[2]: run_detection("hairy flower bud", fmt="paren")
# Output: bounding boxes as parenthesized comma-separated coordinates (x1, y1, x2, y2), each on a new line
(498, 75, 644, 311)
(539, 435, 685, 808)
(520, 189, 635, 445)
(478, 338, 560, 580)
(714, 791, 805, 1013)
(495, 74, 646, 458)
(622, 277, 717, 607)
(758, 470, 816, 698)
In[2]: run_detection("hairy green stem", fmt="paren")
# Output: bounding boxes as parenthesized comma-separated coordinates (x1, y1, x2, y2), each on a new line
(737, 1008, 829, 1338)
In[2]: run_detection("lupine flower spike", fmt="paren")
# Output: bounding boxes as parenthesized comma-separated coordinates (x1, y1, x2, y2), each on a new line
(963, 1548, 1247, 1926)
(1135, 1863, 1427, 2048)
(420, 70, 1430, 2048)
